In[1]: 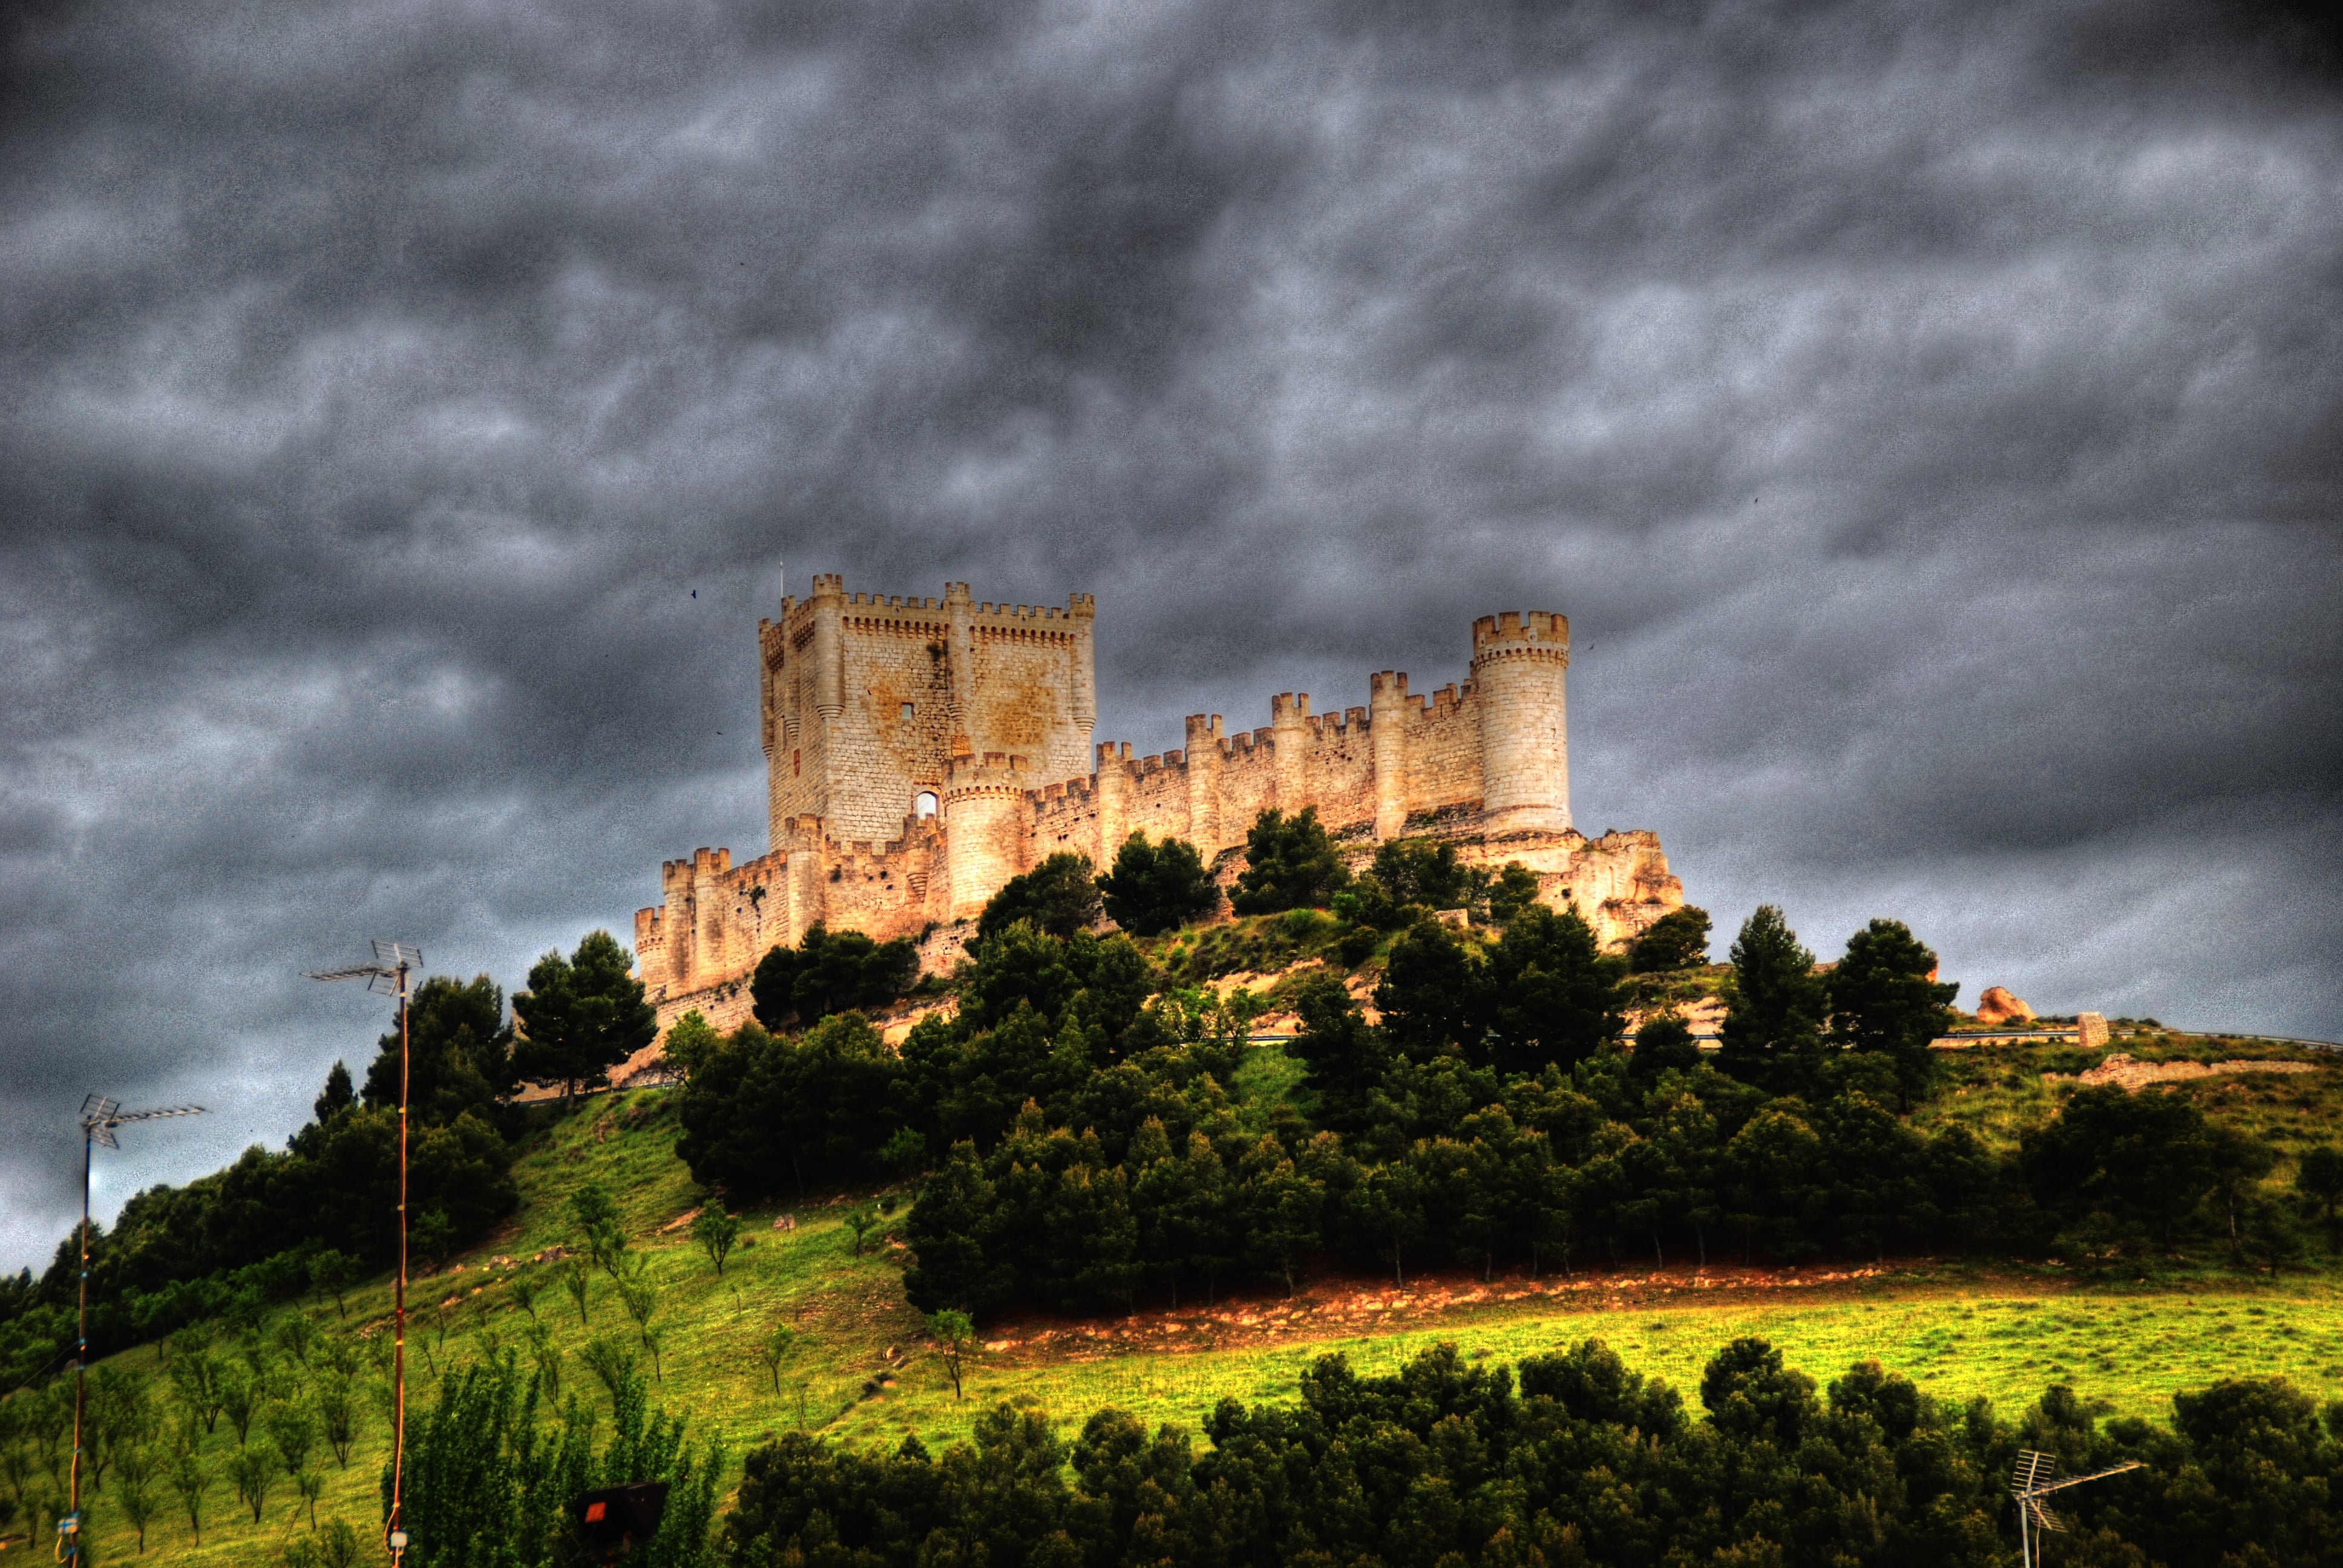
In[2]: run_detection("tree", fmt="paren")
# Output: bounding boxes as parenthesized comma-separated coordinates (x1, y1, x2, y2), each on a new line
(750, 926, 920, 1030)
(1700, 1336, 1818, 1447)
(510, 930, 657, 1103)
(1374, 917, 1484, 1057)
(219, 1362, 261, 1445)
(1486, 861, 1543, 925)
(978, 853, 1104, 940)
(169, 1350, 227, 1434)
(582, 1336, 640, 1400)
(1479, 904, 1628, 1076)
(677, 1012, 911, 1200)
(526, 1318, 563, 1402)
(562, 1258, 592, 1326)
(2023, 1085, 2218, 1255)
(571, 1182, 628, 1276)
(87, 1362, 149, 1488)
(1715, 906, 1827, 1093)
(2206, 1125, 2278, 1266)
(928, 1309, 977, 1400)
(166, 1445, 211, 1546)
(360, 973, 516, 1128)
(662, 1010, 724, 1079)
(1230, 808, 1351, 914)
(312, 1062, 355, 1124)
(408, 1207, 456, 1272)
(307, 1250, 359, 1318)
(114, 1441, 160, 1553)
(401, 1353, 723, 1567)
(2298, 1145, 2343, 1241)
(1630, 1013, 1703, 1080)
(293, 1464, 326, 1530)
(902, 1142, 1011, 1316)
(692, 1197, 742, 1275)
(879, 1127, 929, 1183)
(285, 1519, 365, 1568)
(1096, 832, 1217, 935)
(1369, 837, 1473, 910)
(617, 1258, 664, 1377)
(1825, 918, 1957, 1110)
(1346, 1159, 1425, 1287)
(1237, 1129, 1331, 1293)
(263, 1401, 317, 1477)
(1283, 973, 1391, 1135)
(1630, 906, 1712, 972)
(274, 1310, 318, 1369)
(315, 1379, 359, 1468)
(617, 1257, 659, 1341)
(225, 1437, 277, 1523)
(756, 1323, 799, 1396)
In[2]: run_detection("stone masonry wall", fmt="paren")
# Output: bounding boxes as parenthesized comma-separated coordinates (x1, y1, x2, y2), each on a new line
(761, 578, 1096, 850)
(639, 589, 1682, 1014)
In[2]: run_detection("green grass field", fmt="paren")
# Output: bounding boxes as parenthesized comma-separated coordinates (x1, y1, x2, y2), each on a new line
(32, 1044, 2343, 1567)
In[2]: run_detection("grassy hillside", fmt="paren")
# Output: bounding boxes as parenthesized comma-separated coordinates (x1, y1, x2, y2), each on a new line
(24, 1047, 2343, 1567)
(1918, 1021, 2343, 1167)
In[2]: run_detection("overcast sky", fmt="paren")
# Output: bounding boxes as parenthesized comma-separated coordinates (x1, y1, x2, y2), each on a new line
(3, 0, 2338, 1273)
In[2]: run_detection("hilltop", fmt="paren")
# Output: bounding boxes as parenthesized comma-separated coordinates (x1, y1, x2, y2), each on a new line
(8, 981, 2343, 1563)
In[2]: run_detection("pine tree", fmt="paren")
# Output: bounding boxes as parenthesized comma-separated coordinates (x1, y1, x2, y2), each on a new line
(1715, 906, 1827, 1093)
(511, 932, 655, 1103)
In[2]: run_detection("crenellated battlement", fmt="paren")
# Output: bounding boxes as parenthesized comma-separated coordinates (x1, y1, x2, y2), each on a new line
(945, 752, 1034, 795)
(640, 584, 1679, 1021)
(1472, 609, 1568, 650)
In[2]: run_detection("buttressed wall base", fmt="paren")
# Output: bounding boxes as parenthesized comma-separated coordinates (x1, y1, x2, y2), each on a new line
(634, 583, 1685, 1031)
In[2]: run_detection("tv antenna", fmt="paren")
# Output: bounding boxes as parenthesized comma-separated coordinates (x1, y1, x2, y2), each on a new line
(61, 1095, 205, 1564)
(311, 938, 421, 1564)
(2011, 1449, 2141, 1567)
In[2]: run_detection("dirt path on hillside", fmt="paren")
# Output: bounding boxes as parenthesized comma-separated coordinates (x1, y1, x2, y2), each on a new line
(972, 1261, 2015, 1362)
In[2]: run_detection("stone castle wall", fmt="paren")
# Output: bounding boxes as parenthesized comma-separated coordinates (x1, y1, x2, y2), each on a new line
(635, 587, 1681, 1022)
(761, 577, 1095, 849)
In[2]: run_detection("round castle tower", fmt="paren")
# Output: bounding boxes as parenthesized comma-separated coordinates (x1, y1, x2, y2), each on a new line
(942, 752, 1031, 921)
(1470, 610, 1571, 835)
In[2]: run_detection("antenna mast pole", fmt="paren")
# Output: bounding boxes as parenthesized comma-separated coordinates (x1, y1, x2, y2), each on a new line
(62, 1095, 204, 1563)
(71, 1120, 92, 1549)
(310, 939, 421, 1563)
(392, 950, 410, 1564)
(2010, 1451, 2142, 1567)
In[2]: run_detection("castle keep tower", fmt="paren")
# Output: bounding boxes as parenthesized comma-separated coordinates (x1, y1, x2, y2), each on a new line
(638, 582, 1678, 1033)
(758, 578, 1098, 848)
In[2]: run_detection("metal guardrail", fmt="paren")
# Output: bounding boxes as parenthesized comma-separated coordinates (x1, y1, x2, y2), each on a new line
(2176, 1031, 2343, 1052)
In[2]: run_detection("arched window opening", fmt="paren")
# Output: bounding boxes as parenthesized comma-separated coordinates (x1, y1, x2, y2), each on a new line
(913, 791, 939, 820)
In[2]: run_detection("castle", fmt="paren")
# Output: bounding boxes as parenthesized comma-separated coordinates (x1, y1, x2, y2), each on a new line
(634, 577, 1685, 1029)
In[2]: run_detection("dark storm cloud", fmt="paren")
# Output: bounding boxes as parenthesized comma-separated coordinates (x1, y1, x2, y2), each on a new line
(4, 0, 2339, 1269)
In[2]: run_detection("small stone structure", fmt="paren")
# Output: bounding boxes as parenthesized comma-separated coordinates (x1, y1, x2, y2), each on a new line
(2076, 1011, 2110, 1050)
(635, 578, 1686, 1029)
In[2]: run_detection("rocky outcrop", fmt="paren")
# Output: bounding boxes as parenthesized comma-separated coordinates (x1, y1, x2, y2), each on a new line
(2064, 1053, 2318, 1090)
(1975, 986, 2034, 1025)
